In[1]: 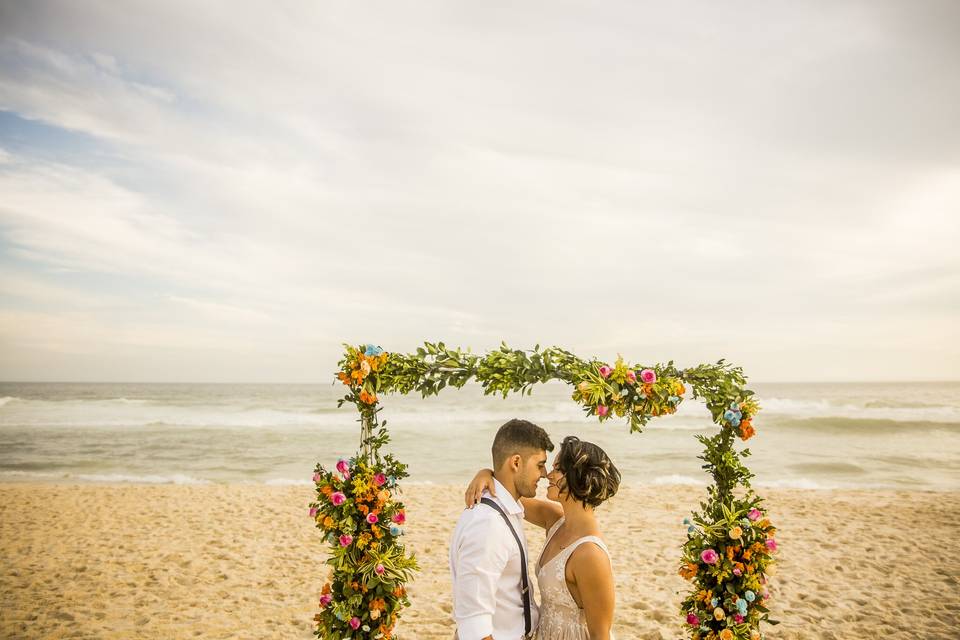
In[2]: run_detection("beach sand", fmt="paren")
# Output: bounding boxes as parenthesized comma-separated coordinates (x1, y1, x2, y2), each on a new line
(1, 483, 958, 639)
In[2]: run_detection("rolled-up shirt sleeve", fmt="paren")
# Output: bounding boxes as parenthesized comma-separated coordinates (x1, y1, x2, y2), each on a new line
(453, 513, 510, 640)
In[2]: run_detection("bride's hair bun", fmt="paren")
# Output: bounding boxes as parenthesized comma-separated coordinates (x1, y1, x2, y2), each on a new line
(555, 436, 621, 508)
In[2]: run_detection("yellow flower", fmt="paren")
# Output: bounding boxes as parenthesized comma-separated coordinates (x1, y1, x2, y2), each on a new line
(713, 607, 725, 621)
(750, 631, 761, 640)
(720, 630, 733, 640)
(730, 526, 743, 540)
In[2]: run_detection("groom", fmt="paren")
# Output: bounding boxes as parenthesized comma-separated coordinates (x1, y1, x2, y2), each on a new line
(449, 419, 554, 640)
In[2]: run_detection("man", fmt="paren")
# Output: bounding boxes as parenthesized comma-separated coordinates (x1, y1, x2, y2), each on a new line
(449, 418, 554, 640)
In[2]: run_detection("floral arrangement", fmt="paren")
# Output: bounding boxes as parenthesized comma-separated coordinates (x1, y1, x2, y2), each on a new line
(678, 498, 779, 640)
(314, 342, 776, 640)
(337, 343, 389, 407)
(310, 344, 418, 639)
(571, 355, 687, 429)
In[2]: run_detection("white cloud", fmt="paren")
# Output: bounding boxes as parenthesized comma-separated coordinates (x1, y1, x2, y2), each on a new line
(0, 1, 958, 381)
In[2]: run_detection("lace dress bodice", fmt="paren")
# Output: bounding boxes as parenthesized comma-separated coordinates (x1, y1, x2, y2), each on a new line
(534, 518, 614, 640)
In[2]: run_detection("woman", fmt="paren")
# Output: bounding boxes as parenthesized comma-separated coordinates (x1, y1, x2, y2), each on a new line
(465, 435, 621, 640)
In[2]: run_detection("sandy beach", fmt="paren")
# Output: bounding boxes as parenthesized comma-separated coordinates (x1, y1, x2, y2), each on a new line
(1, 483, 958, 639)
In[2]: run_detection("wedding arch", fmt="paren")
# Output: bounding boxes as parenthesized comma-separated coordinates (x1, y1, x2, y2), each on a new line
(309, 343, 779, 640)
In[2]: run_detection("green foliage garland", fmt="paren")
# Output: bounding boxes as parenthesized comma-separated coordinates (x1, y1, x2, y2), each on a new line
(312, 342, 779, 640)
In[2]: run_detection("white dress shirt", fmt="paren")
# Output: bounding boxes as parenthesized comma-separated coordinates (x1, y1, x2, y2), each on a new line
(449, 478, 539, 640)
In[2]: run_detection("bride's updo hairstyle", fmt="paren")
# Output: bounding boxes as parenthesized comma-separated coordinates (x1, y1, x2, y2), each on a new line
(555, 435, 621, 508)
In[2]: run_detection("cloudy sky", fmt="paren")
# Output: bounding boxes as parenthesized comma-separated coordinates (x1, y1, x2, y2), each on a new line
(0, 1, 958, 383)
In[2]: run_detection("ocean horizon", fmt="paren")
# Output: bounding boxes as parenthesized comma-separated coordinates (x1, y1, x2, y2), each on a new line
(2, 380, 958, 491)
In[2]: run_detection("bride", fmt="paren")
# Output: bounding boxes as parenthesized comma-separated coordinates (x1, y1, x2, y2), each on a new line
(465, 435, 621, 640)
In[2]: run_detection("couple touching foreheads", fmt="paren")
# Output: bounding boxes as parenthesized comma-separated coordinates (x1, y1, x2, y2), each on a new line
(449, 419, 621, 640)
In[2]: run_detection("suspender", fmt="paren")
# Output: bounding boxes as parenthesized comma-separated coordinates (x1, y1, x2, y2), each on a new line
(480, 497, 532, 637)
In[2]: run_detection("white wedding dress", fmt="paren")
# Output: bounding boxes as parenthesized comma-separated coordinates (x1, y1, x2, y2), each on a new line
(534, 518, 614, 640)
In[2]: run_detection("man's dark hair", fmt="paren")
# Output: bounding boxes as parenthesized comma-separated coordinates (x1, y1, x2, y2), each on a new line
(491, 419, 554, 468)
(555, 435, 620, 508)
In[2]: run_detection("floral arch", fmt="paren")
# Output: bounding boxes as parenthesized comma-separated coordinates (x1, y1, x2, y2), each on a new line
(310, 343, 779, 640)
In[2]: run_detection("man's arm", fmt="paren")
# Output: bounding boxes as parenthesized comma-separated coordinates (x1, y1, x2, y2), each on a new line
(452, 512, 510, 640)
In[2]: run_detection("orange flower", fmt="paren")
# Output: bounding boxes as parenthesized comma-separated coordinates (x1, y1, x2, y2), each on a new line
(679, 562, 698, 580)
(392, 585, 406, 598)
(726, 546, 736, 561)
(739, 419, 756, 440)
(323, 515, 334, 528)
(359, 390, 378, 405)
(320, 485, 333, 497)
(370, 598, 386, 611)
(321, 583, 331, 595)
(337, 371, 351, 385)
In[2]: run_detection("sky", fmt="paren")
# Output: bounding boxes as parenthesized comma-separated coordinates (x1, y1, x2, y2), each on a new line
(0, 0, 958, 383)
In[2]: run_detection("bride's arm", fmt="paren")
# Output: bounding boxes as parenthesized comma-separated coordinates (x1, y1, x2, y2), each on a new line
(568, 544, 615, 640)
(463, 469, 562, 530)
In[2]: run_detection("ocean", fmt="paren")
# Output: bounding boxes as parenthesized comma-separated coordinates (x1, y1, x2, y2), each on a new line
(1, 381, 958, 490)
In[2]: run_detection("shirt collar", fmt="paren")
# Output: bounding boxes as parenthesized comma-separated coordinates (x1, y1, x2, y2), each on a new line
(490, 477, 524, 516)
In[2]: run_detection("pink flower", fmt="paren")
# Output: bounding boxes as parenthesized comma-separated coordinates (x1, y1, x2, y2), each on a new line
(339, 534, 353, 547)
(375, 564, 385, 575)
(596, 404, 609, 417)
(700, 549, 719, 565)
(625, 370, 637, 383)
(686, 613, 699, 626)
(392, 511, 406, 524)
(349, 617, 361, 630)
(366, 513, 379, 524)
(598, 365, 613, 378)
(640, 369, 657, 384)
(765, 539, 778, 552)
(309, 506, 318, 518)
(330, 492, 346, 506)
(336, 459, 350, 475)
(748, 508, 762, 521)
(319, 594, 332, 607)
(733, 567, 743, 576)
(374, 473, 387, 486)
(313, 472, 322, 483)
(734, 614, 744, 624)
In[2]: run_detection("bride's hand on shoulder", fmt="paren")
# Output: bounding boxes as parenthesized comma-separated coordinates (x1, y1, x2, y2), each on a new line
(464, 468, 495, 507)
